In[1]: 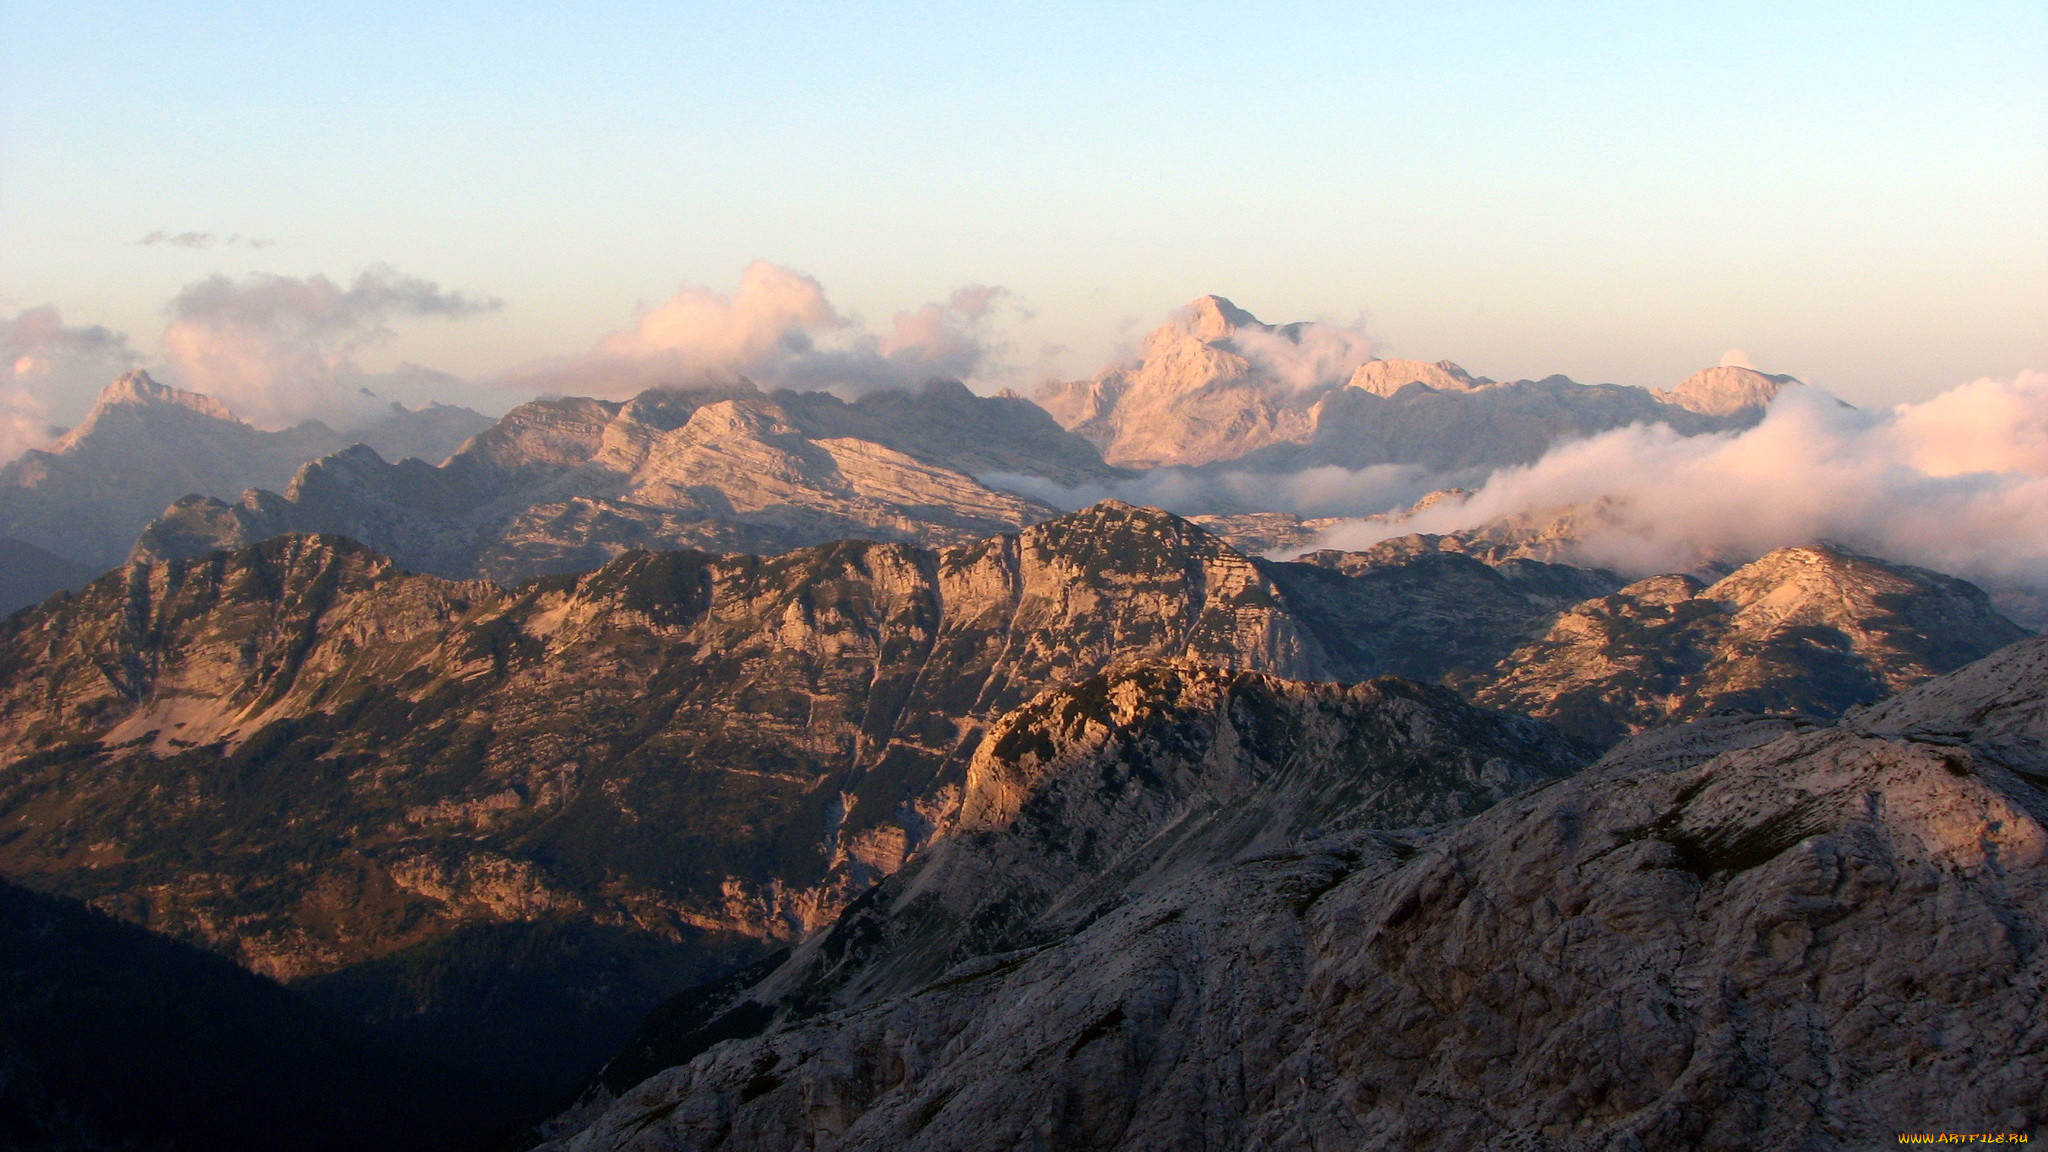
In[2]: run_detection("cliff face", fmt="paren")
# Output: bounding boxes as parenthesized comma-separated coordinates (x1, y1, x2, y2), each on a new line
(133, 380, 1112, 583)
(1469, 544, 2029, 745)
(0, 371, 489, 569)
(543, 642, 2048, 1152)
(5, 503, 2026, 1112)
(0, 504, 1370, 1089)
(3, 516, 2007, 995)
(1032, 298, 1784, 471)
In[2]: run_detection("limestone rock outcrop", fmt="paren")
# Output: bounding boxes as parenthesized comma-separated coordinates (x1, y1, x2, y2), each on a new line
(5, 503, 1576, 1094)
(1033, 298, 1789, 470)
(1470, 544, 2029, 745)
(133, 380, 1114, 583)
(543, 640, 2048, 1151)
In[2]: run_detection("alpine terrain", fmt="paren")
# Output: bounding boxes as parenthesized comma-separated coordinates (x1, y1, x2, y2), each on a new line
(0, 370, 492, 571)
(0, 336, 2038, 1150)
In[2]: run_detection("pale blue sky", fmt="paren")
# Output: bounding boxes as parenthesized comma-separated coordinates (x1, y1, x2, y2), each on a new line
(3, 0, 2043, 409)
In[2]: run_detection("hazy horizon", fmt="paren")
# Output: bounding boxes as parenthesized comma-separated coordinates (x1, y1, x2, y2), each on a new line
(3, 0, 2043, 430)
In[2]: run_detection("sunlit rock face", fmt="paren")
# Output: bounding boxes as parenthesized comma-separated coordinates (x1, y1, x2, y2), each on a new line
(541, 641, 2048, 1152)
(9, 503, 1587, 1092)
(1035, 298, 1788, 471)
(132, 379, 1116, 583)
(1468, 544, 2029, 745)
(0, 370, 489, 569)
(1656, 364, 1802, 416)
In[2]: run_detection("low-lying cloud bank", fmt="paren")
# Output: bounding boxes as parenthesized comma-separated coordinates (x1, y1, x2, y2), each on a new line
(1312, 374, 2048, 594)
(985, 460, 1456, 521)
(503, 262, 1014, 400)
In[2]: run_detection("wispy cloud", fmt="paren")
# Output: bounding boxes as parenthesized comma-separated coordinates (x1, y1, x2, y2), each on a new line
(984, 461, 1448, 521)
(136, 231, 275, 249)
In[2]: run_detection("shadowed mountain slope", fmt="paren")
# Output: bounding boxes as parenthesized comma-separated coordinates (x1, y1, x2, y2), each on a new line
(0, 877, 488, 1152)
(0, 537, 96, 616)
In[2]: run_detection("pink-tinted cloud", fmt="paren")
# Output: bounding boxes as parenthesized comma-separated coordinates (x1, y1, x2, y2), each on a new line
(0, 306, 142, 459)
(162, 266, 499, 429)
(505, 262, 1012, 399)
(1313, 372, 2048, 594)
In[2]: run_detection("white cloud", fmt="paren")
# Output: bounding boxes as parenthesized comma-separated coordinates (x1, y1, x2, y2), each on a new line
(0, 387, 53, 466)
(984, 460, 1447, 521)
(162, 266, 500, 429)
(504, 262, 1013, 400)
(1223, 316, 1378, 392)
(0, 306, 143, 458)
(136, 231, 274, 249)
(1311, 373, 2048, 594)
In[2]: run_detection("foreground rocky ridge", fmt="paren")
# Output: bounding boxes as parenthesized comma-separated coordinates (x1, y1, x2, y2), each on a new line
(134, 378, 1116, 583)
(0, 370, 491, 570)
(0, 503, 1603, 1097)
(0, 504, 2025, 1114)
(550, 659, 1589, 1122)
(546, 642, 2048, 1151)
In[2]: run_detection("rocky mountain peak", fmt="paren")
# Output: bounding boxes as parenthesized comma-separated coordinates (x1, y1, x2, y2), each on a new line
(549, 641, 2048, 1150)
(1345, 358, 1484, 398)
(1035, 305, 1769, 470)
(1168, 294, 1263, 342)
(1471, 542, 2028, 745)
(49, 370, 245, 451)
(1706, 543, 1968, 629)
(1656, 364, 1797, 416)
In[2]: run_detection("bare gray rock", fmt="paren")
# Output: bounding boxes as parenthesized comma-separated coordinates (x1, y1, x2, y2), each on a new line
(132, 381, 1111, 582)
(1033, 298, 1782, 471)
(1471, 544, 2028, 745)
(547, 640, 2048, 1151)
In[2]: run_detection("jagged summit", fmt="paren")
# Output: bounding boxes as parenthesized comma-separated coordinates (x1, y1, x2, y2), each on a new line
(1034, 299, 1785, 470)
(135, 380, 1110, 583)
(1169, 294, 1262, 340)
(1470, 542, 2027, 744)
(48, 370, 247, 452)
(544, 639, 2048, 1150)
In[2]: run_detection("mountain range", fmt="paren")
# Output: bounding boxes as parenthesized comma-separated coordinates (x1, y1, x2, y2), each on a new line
(0, 503, 2024, 1127)
(0, 370, 491, 581)
(0, 316, 2040, 1149)
(1034, 296, 1794, 472)
(131, 379, 1111, 583)
(7, 301, 1808, 604)
(542, 635, 2048, 1149)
